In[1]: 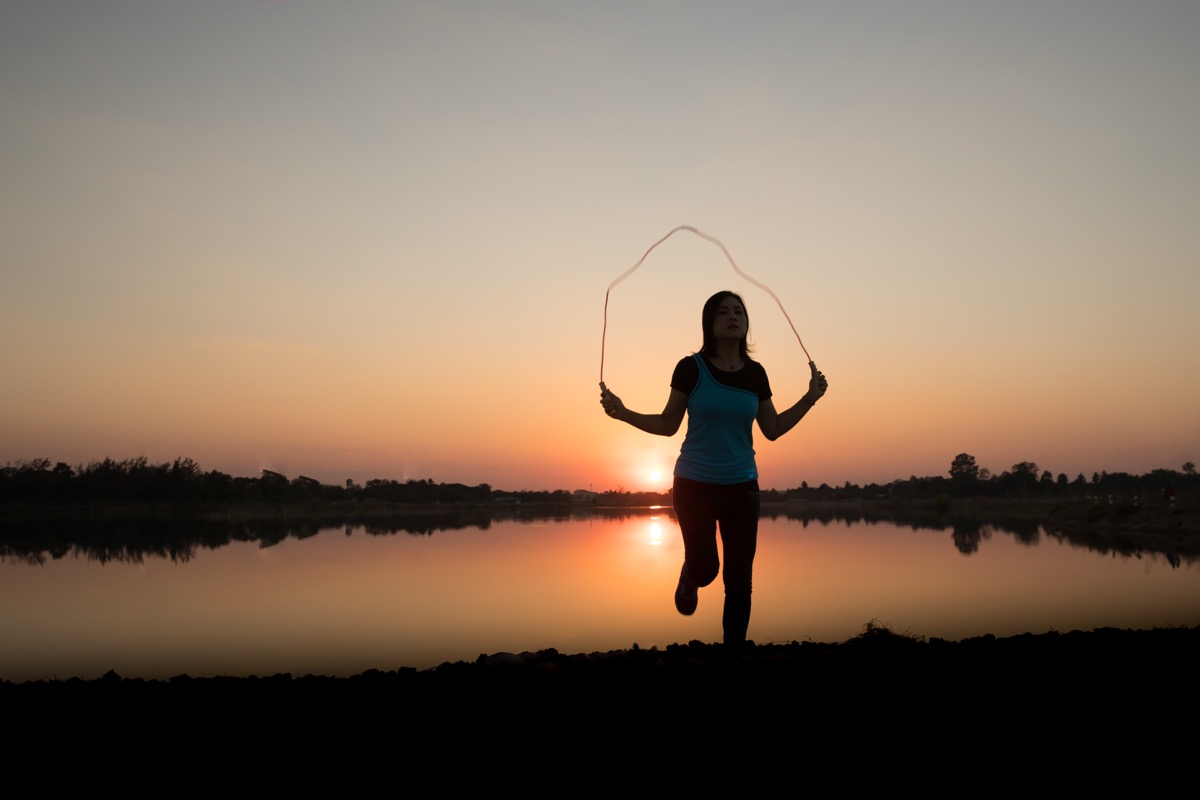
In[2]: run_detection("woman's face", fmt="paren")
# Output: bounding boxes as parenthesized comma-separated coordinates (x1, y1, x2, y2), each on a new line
(712, 295, 747, 341)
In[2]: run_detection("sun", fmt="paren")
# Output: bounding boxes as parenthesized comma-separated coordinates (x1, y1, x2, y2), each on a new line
(648, 469, 662, 482)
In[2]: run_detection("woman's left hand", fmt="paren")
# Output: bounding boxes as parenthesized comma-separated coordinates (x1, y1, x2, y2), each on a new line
(806, 361, 828, 402)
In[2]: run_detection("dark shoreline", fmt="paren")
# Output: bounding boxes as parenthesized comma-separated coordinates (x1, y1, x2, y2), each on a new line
(9, 625, 1199, 754)
(8, 623, 1197, 690)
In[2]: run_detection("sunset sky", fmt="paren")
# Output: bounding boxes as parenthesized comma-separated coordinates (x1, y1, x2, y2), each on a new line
(3, 1, 1197, 492)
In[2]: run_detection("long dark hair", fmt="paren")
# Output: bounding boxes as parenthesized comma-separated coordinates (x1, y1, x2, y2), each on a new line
(699, 290, 752, 359)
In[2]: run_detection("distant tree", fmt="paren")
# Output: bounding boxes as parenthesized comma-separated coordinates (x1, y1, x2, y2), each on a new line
(203, 469, 235, 501)
(1006, 462, 1039, 496)
(1185, 462, 1197, 476)
(170, 457, 201, 479)
(257, 469, 290, 500)
(949, 453, 980, 484)
(1013, 462, 1039, 477)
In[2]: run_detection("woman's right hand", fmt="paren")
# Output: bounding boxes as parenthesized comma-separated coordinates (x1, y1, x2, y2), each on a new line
(599, 382, 626, 421)
(601, 384, 687, 436)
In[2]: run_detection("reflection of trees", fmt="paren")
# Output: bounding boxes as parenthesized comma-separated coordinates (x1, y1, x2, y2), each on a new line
(0, 510, 500, 565)
(361, 510, 494, 537)
(778, 503, 1196, 564)
(0, 512, 219, 565)
(573, 507, 673, 523)
(2, 505, 696, 565)
(4, 501, 1195, 567)
(951, 518, 987, 555)
(1004, 518, 1041, 546)
(1040, 524, 1191, 567)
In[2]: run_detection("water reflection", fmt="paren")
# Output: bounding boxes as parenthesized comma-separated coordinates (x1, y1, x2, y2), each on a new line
(1, 509, 1196, 682)
(4, 505, 1195, 566)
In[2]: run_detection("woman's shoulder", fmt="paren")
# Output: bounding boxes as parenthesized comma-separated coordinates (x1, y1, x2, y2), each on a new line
(677, 353, 700, 365)
(745, 358, 772, 398)
(671, 355, 699, 389)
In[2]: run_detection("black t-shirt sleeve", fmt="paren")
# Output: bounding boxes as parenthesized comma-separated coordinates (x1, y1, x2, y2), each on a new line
(750, 361, 773, 402)
(671, 357, 699, 394)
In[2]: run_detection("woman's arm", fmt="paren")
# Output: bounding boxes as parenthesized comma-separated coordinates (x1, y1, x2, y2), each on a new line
(600, 383, 687, 436)
(756, 362, 828, 442)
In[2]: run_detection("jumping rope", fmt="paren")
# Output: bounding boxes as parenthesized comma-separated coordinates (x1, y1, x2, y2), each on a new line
(600, 225, 812, 385)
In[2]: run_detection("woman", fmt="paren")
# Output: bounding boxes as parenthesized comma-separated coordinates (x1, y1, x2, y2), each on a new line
(599, 290, 828, 648)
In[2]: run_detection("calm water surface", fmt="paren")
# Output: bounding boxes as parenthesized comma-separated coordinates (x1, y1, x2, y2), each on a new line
(2, 512, 1197, 681)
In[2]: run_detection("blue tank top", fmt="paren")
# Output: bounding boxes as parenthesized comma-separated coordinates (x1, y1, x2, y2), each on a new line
(673, 354, 761, 484)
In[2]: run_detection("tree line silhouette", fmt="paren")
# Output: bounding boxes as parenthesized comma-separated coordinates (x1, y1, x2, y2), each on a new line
(790, 453, 1196, 503)
(0, 453, 1194, 507)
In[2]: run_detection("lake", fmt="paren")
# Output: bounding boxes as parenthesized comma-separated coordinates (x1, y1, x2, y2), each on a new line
(2, 509, 1196, 681)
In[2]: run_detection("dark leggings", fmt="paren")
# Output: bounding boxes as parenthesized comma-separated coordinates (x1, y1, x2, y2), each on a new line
(673, 476, 760, 646)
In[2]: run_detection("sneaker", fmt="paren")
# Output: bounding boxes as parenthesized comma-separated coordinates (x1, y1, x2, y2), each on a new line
(674, 564, 697, 615)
